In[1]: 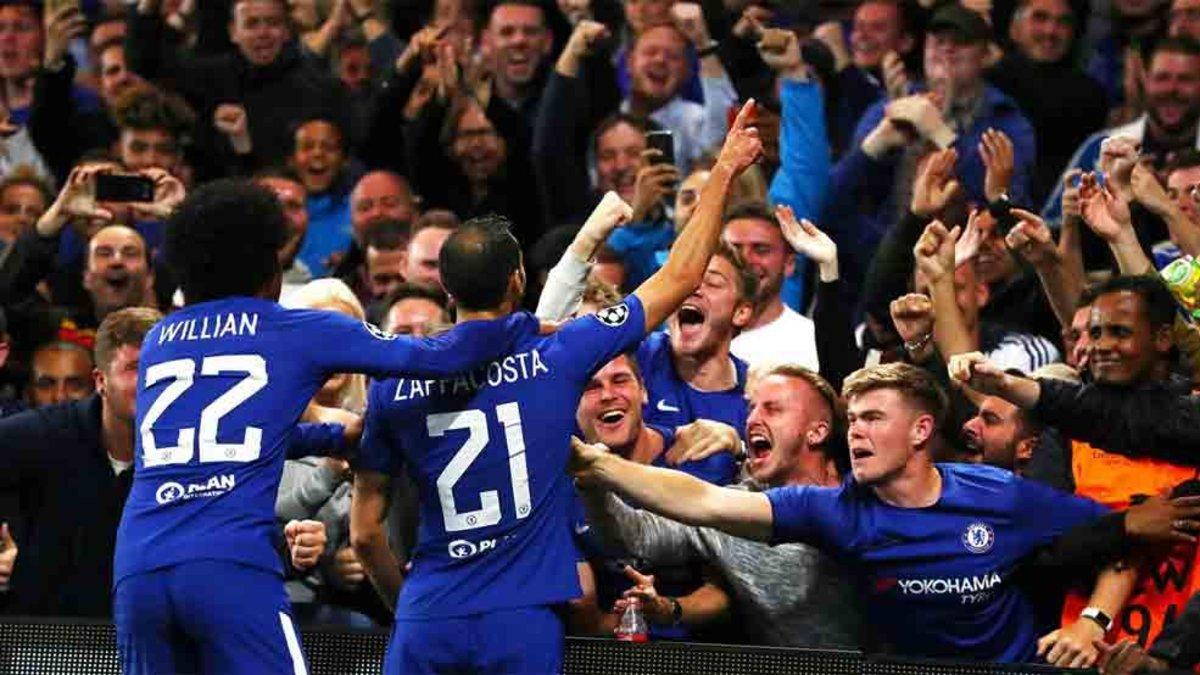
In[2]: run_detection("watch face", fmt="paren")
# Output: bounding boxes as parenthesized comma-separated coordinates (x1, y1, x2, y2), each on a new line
(1083, 608, 1112, 630)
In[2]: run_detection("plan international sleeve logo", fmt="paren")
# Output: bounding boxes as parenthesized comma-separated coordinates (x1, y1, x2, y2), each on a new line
(596, 303, 629, 327)
(962, 522, 995, 554)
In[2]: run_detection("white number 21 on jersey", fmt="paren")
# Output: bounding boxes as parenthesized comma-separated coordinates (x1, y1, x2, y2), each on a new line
(140, 355, 268, 467)
(428, 402, 531, 532)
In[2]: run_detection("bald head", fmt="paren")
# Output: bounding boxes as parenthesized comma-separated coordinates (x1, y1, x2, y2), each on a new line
(351, 171, 416, 240)
(84, 225, 154, 319)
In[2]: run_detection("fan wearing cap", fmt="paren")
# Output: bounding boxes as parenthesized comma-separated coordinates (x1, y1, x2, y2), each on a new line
(825, 2, 1036, 296)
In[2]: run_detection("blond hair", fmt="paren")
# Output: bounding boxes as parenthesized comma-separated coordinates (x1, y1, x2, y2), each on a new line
(580, 277, 622, 310)
(762, 364, 841, 418)
(842, 362, 948, 427)
(95, 307, 163, 372)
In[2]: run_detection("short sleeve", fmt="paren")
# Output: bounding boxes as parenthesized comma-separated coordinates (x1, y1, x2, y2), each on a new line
(765, 484, 841, 548)
(357, 380, 402, 475)
(1012, 476, 1108, 547)
(552, 294, 648, 382)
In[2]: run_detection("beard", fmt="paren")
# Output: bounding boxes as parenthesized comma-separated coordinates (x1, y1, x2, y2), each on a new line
(1148, 96, 1200, 135)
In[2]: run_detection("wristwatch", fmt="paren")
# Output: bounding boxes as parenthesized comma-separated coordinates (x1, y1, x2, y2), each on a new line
(697, 40, 720, 58)
(668, 597, 683, 626)
(903, 332, 933, 354)
(1080, 606, 1113, 632)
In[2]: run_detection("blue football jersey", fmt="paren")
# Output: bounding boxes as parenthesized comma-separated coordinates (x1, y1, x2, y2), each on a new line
(766, 463, 1108, 662)
(115, 297, 534, 584)
(636, 331, 749, 433)
(358, 296, 648, 619)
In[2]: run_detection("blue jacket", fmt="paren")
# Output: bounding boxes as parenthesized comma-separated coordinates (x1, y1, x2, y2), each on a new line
(297, 188, 353, 278)
(769, 78, 830, 310)
(607, 79, 831, 309)
(824, 85, 1035, 292)
(1041, 115, 1200, 223)
(606, 218, 676, 290)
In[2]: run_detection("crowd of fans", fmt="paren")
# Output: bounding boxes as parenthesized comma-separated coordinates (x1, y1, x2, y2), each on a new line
(0, 0, 1197, 670)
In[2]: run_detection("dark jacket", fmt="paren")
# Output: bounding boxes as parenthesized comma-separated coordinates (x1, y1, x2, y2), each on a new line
(1032, 376, 1200, 466)
(1150, 588, 1200, 668)
(531, 54, 621, 229)
(0, 395, 131, 617)
(28, 56, 117, 185)
(125, 14, 352, 180)
(987, 52, 1109, 206)
(403, 95, 545, 247)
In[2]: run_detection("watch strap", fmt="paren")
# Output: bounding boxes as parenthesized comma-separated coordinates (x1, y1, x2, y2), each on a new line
(1080, 606, 1113, 632)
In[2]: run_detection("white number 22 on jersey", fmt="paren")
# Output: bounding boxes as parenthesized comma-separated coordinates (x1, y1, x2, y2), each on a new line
(140, 355, 268, 467)
(428, 402, 531, 532)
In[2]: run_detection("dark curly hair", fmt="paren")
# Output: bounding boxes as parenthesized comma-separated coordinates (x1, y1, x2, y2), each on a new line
(1093, 274, 1179, 329)
(165, 179, 286, 304)
(111, 84, 195, 139)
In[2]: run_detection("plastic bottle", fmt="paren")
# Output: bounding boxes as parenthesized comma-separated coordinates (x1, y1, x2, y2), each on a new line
(1162, 256, 1200, 319)
(614, 598, 649, 643)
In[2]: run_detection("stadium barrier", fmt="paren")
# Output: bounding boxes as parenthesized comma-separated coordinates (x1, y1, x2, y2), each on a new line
(0, 617, 1112, 674)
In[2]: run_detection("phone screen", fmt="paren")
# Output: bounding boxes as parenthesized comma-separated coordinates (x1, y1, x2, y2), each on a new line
(645, 131, 675, 167)
(95, 174, 155, 203)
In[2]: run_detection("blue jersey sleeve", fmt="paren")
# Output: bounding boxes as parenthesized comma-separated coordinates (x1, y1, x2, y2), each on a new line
(552, 295, 648, 382)
(287, 423, 345, 459)
(300, 310, 535, 380)
(765, 484, 842, 549)
(357, 380, 400, 475)
(680, 453, 738, 486)
(647, 425, 738, 486)
(1012, 476, 1109, 546)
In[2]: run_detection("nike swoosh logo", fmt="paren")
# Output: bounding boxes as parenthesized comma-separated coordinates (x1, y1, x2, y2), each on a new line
(656, 399, 681, 413)
(574, 524, 590, 535)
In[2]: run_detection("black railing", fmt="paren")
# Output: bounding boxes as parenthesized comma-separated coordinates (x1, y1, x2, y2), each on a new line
(0, 616, 1116, 674)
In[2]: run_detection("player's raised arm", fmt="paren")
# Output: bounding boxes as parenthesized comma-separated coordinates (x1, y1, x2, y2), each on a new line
(570, 437, 774, 541)
(633, 100, 763, 332)
(307, 310, 535, 380)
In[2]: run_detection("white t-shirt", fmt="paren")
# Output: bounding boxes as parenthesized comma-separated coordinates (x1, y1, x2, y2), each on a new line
(731, 306, 820, 372)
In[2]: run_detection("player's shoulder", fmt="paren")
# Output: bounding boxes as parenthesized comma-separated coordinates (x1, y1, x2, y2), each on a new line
(145, 297, 280, 351)
(544, 297, 644, 349)
(558, 296, 641, 332)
